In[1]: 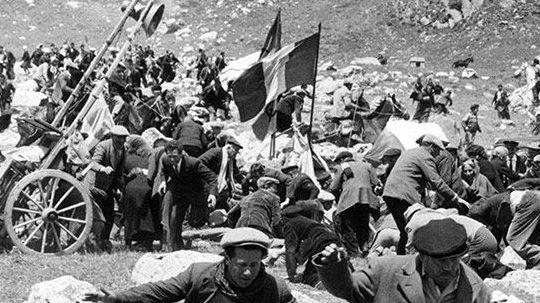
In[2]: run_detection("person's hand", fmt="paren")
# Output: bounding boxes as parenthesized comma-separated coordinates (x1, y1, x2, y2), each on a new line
(83, 288, 115, 302)
(158, 181, 167, 195)
(100, 166, 114, 174)
(207, 194, 217, 209)
(319, 243, 347, 265)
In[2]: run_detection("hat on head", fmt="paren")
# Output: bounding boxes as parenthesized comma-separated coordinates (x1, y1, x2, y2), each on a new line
(257, 177, 279, 188)
(381, 148, 401, 160)
(316, 170, 331, 183)
(318, 190, 335, 202)
(110, 125, 130, 136)
(226, 137, 243, 149)
(413, 218, 468, 259)
(470, 104, 480, 110)
(281, 164, 299, 174)
(420, 134, 445, 150)
(334, 151, 354, 163)
(220, 227, 271, 251)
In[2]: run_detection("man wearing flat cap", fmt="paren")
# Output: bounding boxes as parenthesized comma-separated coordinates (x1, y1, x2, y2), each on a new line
(329, 150, 379, 256)
(314, 218, 491, 303)
(85, 227, 296, 303)
(282, 164, 320, 206)
(232, 177, 282, 237)
(86, 125, 130, 252)
(241, 162, 293, 201)
(383, 134, 470, 254)
(199, 136, 244, 210)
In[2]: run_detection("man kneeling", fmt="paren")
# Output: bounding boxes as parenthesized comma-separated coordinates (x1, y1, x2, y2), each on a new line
(84, 227, 296, 303)
(314, 218, 492, 303)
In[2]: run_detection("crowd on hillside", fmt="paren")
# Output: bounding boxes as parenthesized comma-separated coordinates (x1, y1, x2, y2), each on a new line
(1, 39, 540, 303)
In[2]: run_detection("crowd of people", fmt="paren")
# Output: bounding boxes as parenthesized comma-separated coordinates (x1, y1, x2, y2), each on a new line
(1, 38, 540, 303)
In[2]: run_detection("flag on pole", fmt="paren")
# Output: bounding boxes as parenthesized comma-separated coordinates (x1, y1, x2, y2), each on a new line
(233, 32, 320, 122)
(260, 9, 282, 59)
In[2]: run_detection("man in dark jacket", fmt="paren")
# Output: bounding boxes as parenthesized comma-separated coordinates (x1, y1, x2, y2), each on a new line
(198, 137, 243, 210)
(314, 218, 491, 303)
(232, 177, 281, 237)
(85, 227, 296, 303)
(282, 165, 320, 205)
(466, 144, 505, 192)
(86, 125, 130, 252)
(282, 211, 341, 288)
(469, 192, 513, 245)
(173, 116, 208, 157)
(157, 140, 218, 250)
(491, 145, 522, 188)
(328, 151, 379, 256)
(241, 162, 293, 201)
(383, 134, 469, 254)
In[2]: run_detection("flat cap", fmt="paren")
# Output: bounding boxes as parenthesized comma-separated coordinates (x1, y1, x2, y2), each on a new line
(413, 218, 468, 259)
(110, 125, 130, 136)
(421, 134, 445, 150)
(220, 227, 270, 250)
(226, 137, 243, 149)
(281, 164, 299, 173)
(381, 148, 401, 159)
(257, 177, 279, 188)
(334, 151, 354, 162)
(318, 190, 335, 202)
(493, 146, 509, 158)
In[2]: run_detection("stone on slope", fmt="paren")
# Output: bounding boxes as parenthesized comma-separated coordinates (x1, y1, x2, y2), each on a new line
(350, 57, 381, 66)
(462, 68, 478, 79)
(131, 251, 224, 284)
(499, 246, 526, 270)
(25, 275, 97, 303)
(484, 270, 540, 302)
(199, 31, 218, 43)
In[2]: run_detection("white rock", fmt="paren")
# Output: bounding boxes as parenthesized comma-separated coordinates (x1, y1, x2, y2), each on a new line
(462, 68, 478, 79)
(420, 16, 431, 26)
(464, 83, 476, 90)
(319, 61, 336, 71)
(316, 77, 340, 94)
(481, 76, 490, 80)
(65, 1, 82, 9)
(292, 290, 321, 303)
(199, 31, 218, 43)
(448, 9, 463, 23)
(435, 71, 449, 78)
(131, 251, 224, 284)
(500, 246, 526, 269)
(350, 57, 381, 66)
(25, 275, 97, 303)
(484, 270, 540, 302)
(338, 66, 354, 77)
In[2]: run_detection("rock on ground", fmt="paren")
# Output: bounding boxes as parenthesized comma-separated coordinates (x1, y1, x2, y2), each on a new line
(484, 270, 540, 302)
(350, 57, 381, 66)
(25, 275, 97, 303)
(499, 246, 526, 270)
(131, 250, 224, 284)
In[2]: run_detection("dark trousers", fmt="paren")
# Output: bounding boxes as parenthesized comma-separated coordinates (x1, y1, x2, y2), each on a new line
(383, 196, 411, 255)
(335, 204, 371, 255)
(507, 192, 540, 269)
(92, 188, 115, 242)
(163, 190, 208, 251)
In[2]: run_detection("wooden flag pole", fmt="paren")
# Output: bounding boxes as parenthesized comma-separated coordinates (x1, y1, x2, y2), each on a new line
(307, 23, 322, 152)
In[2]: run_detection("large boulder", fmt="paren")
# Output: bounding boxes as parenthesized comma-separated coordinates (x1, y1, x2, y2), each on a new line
(199, 31, 218, 43)
(25, 275, 97, 303)
(131, 251, 224, 284)
(484, 270, 540, 302)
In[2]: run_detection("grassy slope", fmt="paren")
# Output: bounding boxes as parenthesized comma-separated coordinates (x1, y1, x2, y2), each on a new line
(1, 0, 540, 301)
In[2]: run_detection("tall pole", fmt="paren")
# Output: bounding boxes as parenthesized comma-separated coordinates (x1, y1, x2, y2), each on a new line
(307, 23, 322, 152)
(40, 0, 156, 170)
(51, 0, 140, 127)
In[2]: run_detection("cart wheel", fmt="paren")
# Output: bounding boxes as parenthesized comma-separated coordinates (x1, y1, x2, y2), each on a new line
(4, 169, 93, 255)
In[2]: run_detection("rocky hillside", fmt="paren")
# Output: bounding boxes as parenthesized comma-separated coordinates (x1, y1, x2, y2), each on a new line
(1, 0, 539, 71)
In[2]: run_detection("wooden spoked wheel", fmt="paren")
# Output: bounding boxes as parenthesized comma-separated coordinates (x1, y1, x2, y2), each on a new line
(4, 169, 93, 255)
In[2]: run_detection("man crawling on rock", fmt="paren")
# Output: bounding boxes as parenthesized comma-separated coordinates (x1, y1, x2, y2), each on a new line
(83, 227, 296, 303)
